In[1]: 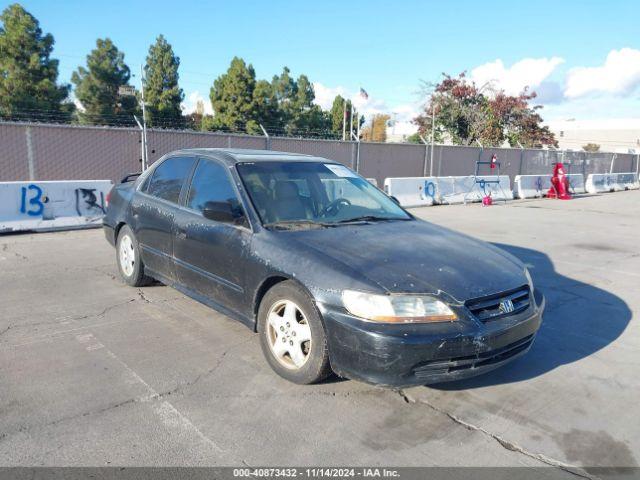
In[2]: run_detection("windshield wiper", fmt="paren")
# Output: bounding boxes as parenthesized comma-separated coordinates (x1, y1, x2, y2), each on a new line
(336, 215, 406, 224)
(263, 220, 332, 230)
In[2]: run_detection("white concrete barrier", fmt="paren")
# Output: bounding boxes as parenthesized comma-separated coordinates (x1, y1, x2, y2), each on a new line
(0, 180, 113, 233)
(586, 173, 640, 193)
(383, 177, 439, 207)
(566, 174, 586, 194)
(615, 173, 640, 191)
(514, 173, 585, 198)
(384, 175, 512, 207)
(514, 175, 551, 199)
(438, 175, 513, 204)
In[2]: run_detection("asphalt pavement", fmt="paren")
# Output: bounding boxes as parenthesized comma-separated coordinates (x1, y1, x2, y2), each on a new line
(1, 191, 638, 474)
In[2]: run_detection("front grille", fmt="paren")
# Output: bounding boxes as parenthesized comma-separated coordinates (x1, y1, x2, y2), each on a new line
(412, 334, 534, 379)
(465, 285, 531, 322)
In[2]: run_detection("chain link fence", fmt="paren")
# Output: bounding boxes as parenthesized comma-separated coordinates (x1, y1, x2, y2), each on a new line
(1, 121, 638, 185)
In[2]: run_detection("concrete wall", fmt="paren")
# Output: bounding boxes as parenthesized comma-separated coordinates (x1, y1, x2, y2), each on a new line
(1, 122, 638, 185)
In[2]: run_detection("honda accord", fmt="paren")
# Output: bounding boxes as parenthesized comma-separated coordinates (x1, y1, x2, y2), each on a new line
(103, 148, 544, 387)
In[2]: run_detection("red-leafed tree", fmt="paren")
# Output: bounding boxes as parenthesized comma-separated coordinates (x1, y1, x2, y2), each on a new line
(413, 72, 558, 148)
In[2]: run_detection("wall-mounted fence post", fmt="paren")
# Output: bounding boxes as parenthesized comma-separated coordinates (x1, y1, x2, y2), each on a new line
(25, 126, 35, 180)
(517, 141, 524, 175)
(259, 124, 271, 150)
(350, 132, 360, 172)
(609, 153, 617, 174)
(133, 116, 146, 171)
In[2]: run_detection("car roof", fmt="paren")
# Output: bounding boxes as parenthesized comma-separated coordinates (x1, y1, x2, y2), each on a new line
(166, 148, 339, 166)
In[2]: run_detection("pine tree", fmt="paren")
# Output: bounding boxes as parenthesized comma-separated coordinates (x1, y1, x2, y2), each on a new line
(144, 35, 183, 128)
(208, 57, 258, 133)
(72, 38, 137, 125)
(329, 95, 361, 140)
(0, 3, 72, 120)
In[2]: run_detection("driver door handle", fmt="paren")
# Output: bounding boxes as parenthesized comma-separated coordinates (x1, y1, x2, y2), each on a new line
(176, 228, 187, 240)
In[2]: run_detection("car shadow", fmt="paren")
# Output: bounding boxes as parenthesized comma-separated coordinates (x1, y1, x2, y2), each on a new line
(430, 242, 632, 390)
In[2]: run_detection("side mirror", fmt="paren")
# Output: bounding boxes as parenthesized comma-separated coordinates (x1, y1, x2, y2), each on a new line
(202, 201, 236, 223)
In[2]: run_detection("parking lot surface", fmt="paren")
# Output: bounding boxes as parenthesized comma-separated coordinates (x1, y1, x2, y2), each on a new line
(1, 191, 638, 472)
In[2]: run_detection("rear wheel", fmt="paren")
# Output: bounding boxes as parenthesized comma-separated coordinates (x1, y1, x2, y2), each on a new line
(258, 281, 332, 384)
(116, 225, 153, 287)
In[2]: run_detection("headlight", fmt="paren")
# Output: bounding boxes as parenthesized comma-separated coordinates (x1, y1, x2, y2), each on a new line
(342, 290, 457, 323)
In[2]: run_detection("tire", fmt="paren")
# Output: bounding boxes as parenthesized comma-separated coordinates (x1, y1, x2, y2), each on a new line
(116, 225, 153, 287)
(257, 281, 332, 384)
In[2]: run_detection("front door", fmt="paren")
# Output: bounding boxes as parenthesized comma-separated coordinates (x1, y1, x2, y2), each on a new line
(173, 158, 252, 316)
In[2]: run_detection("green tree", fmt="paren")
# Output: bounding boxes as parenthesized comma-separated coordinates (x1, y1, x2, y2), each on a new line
(208, 57, 258, 133)
(144, 35, 183, 128)
(582, 143, 600, 152)
(72, 38, 137, 125)
(413, 73, 557, 148)
(252, 79, 280, 130)
(329, 95, 362, 140)
(286, 74, 330, 136)
(0, 3, 72, 120)
(362, 114, 390, 142)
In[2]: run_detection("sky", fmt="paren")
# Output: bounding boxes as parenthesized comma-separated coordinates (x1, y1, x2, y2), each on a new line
(4, 0, 640, 135)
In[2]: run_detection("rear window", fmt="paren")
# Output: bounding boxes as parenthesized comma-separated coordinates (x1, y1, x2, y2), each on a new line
(146, 157, 195, 204)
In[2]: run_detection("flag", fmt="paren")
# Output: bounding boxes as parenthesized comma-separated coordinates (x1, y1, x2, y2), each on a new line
(359, 87, 369, 100)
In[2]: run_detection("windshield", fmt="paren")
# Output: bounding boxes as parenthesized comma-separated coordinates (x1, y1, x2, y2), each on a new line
(236, 161, 411, 226)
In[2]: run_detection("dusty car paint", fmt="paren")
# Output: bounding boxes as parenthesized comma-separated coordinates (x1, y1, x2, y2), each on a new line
(104, 148, 544, 387)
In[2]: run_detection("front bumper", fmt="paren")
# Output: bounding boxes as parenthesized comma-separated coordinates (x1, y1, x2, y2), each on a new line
(321, 289, 545, 387)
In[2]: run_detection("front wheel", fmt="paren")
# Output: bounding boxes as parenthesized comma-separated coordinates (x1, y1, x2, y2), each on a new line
(116, 225, 153, 287)
(258, 281, 332, 384)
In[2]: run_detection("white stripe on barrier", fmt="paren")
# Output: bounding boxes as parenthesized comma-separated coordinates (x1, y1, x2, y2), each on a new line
(586, 173, 640, 193)
(383, 177, 438, 207)
(0, 180, 113, 233)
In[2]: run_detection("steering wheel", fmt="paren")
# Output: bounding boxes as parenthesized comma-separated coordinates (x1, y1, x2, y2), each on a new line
(321, 198, 351, 217)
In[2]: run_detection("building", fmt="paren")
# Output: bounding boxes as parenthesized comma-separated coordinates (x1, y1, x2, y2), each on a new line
(546, 118, 640, 153)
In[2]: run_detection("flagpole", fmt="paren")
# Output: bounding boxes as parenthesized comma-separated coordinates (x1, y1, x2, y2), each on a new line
(349, 103, 353, 141)
(342, 99, 347, 141)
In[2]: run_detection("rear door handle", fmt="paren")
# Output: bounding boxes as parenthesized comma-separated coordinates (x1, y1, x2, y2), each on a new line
(176, 229, 187, 240)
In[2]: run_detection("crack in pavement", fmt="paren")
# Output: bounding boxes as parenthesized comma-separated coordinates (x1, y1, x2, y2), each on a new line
(397, 390, 600, 480)
(154, 337, 256, 400)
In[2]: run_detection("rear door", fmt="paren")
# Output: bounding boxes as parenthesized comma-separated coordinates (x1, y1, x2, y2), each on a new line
(130, 156, 196, 281)
(173, 158, 252, 315)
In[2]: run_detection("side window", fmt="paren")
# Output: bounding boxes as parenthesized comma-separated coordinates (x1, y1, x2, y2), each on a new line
(146, 157, 195, 203)
(187, 160, 242, 214)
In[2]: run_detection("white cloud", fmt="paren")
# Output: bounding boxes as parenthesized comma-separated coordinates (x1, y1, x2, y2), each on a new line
(564, 48, 640, 98)
(312, 82, 420, 136)
(471, 57, 565, 95)
(181, 91, 213, 115)
(312, 82, 347, 110)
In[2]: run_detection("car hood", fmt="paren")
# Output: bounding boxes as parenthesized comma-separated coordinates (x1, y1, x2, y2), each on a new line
(284, 220, 526, 302)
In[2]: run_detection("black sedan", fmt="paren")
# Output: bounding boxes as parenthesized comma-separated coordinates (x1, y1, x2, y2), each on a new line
(103, 148, 544, 387)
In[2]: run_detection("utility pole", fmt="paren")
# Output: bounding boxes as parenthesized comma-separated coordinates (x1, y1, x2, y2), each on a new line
(139, 64, 149, 171)
(356, 108, 360, 141)
(342, 100, 347, 141)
